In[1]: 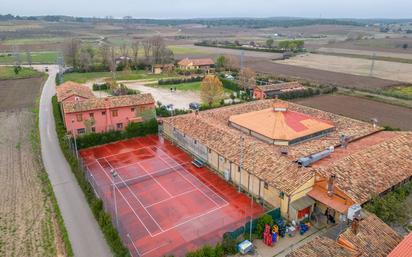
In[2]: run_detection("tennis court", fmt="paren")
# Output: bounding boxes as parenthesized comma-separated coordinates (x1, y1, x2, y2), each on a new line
(80, 135, 264, 257)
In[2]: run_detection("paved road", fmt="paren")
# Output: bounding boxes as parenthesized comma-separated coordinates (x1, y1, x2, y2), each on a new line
(38, 65, 112, 257)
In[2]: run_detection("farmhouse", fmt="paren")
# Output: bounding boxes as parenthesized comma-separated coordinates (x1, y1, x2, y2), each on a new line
(178, 57, 215, 71)
(151, 63, 174, 74)
(253, 81, 306, 99)
(56, 81, 155, 135)
(287, 212, 402, 257)
(161, 99, 412, 222)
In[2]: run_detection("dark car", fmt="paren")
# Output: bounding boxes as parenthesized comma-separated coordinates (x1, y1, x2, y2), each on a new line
(189, 102, 200, 110)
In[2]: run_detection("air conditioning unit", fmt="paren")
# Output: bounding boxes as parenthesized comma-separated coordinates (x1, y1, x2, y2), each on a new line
(347, 204, 362, 221)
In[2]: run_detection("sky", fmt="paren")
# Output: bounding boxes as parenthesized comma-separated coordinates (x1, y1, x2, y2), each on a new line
(1, 0, 412, 19)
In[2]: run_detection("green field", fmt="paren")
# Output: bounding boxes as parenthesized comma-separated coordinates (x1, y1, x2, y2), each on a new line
(384, 86, 412, 100)
(2, 37, 65, 45)
(0, 51, 58, 64)
(63, 70, 175, 83)
(0, 66, 44, 80)
(168, 45, 211, 55)
(153, 81, 233, 93)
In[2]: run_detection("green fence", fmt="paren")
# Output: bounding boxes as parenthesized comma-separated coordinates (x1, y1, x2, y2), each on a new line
(226, 208, 281, 240)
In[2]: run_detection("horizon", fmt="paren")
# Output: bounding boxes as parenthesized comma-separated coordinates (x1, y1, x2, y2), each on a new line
(2, 0, 412, 20)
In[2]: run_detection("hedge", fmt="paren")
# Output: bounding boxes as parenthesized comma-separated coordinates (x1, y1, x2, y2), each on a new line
(159, 76, 203, 85)
(52, 95, 130, 257)
(93, 83, 109, 91)
(219, 77, 241, 92)
(75, 118, 158, 149)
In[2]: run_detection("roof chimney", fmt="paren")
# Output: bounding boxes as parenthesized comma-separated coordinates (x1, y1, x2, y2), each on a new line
(351, 217, 360, 235)
(327, 174, 336, 197)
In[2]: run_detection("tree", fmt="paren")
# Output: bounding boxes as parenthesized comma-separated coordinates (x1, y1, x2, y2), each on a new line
(200, 75, 224, 106)
(99, 44, 110, 68)
(266, 39, 274, 48)
(238, 67, 256, 90)
(216, 55, 227, 69)
(131, 40, 139, 68)
(64, 38, 80, 68)
(142, 39, 152, 62)
(26, 51, 32, 66)
(78, 48, 92, 72)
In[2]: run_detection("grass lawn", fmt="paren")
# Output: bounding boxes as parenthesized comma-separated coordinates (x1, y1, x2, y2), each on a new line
(168, 45, 211, 55)
(153, 81, 233, 93)
(0, 51, 58, 64)
(0, 66, 44, 80)
(63, 70, 177, 83)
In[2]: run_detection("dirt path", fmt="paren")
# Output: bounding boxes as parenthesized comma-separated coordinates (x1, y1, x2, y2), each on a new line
(124, 82, 201, 109)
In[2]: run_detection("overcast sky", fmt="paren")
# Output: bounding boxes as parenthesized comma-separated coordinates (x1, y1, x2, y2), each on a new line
(2, 0, 411, 19)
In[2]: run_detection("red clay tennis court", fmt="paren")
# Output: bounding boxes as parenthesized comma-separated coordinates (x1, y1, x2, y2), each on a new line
(80, 135, 264, 257)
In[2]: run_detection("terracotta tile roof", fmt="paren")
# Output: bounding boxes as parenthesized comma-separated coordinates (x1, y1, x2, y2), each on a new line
(316, 132, 412, 204)
(229, 107, 334, 142)
(388, 232, 412, 257)
(286, 236, 355, 257)
(178, 58, 215, 67)
(338, 213, 403, 257)
(56, 81, 95, 102)
(162, 100, 379, 194)
(62, 94, 155, 113)
(256, 82, 306, 92)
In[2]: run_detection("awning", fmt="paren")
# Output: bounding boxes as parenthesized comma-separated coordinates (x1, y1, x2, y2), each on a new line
(290, 196, 315, 211)
(307, 187, 351, 214)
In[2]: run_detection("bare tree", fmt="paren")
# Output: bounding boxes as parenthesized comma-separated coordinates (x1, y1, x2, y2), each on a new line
(131, 40, 140, 66)
(109, 46, 117, 76)
(142, 39, 152, 62)
(238, 67, 256, 91)
(99, 44, 110, 67)
(64, 38, 80, 68)
(79, 48, 92, 72)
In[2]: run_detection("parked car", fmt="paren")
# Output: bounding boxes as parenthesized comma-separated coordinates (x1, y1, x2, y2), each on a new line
(189, 102, 200, 110)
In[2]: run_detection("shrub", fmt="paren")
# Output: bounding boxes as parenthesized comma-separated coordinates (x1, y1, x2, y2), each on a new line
(159, 76, 203, 85)
(93, 83, 109, 91)
(255, 214, 273, 239)
(219, 77, 240, 92)
(221, 233, 237, 254)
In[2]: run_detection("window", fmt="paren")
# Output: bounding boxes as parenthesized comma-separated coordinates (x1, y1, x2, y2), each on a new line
(77, 128, 85, 134)
(208, 148, 211, 154)
(76, 114, 83, 122)
(112, 110, 118, 117)
(116, 123, 123, 129)
(89, 112, 94, 118)
(194, 140, 197, 144)
(238, 167, 241, 172)
(91, 127, 96, 132)
(131, 107, 135, 112)
(102, 111, 106, 115)
(264, 182, 269, 189)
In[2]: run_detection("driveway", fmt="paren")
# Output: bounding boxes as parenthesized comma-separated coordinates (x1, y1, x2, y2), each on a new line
(124, 82, 201, 109)
(37, 65, 112, 257)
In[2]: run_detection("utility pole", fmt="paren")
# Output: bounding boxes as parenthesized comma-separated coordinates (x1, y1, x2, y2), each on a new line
(238, 136, 244, 193)
(369, 52, 376, 76)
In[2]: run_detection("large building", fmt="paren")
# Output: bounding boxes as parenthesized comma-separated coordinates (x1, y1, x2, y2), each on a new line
(56, 81, 155, 135)
(161, 99, 412, 222)
(177, 57, 215, 71)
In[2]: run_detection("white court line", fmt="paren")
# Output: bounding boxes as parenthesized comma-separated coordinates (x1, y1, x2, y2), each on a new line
(135, 162, 173, 198)
(112, 162, 190, 187)
(94, 159, 155, 237)
(99, 158, 164, 234)
(140, 240, 172, 257)
(144, 188, 197, 208)
(152, 147, 228, 206)
(149, 203, 229, 238)
(155, 146, 229, 205)
(96, 145, 155, 161)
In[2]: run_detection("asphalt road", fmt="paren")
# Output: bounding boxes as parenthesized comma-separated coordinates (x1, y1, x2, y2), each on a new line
(38, 65, 112, 257)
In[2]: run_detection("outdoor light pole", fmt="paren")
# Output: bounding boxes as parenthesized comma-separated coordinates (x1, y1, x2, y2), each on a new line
(71, 119, 79, 160)
(238, 136, 244, 193)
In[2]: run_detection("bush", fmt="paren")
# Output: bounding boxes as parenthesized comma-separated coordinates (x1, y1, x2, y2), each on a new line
(52, 95, 131, 257)
(159, 76, 203, 85)
(219, 77, 240, 92)
(93, 83, 109, 91)
(255, 214, 273, 239)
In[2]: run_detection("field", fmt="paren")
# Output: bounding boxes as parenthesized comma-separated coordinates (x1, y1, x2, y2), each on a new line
(81, 135, 264, 257)
(384, 86, 412, 99)
(0, 77, 65, 256)
(63, 70, 173, 84)
(0, 51, 58, 64)
(275, 53, 412, 83)
(0, 66, 44, 80)
(294, 94, 412, 131)
(316, 47, 412, 60)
